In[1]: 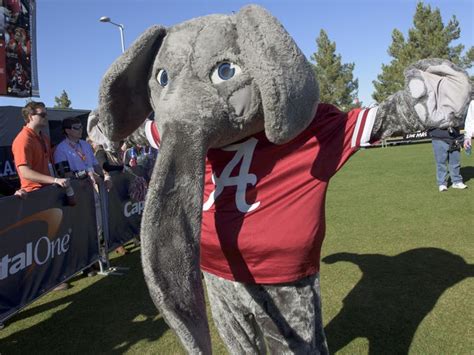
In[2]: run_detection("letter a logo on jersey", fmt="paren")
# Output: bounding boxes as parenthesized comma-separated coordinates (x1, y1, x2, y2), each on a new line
(203, 137, 260, 213)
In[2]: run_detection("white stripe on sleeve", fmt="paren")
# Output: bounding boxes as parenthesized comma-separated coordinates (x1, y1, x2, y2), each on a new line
(360, 107, 378, 146)
(351, 109, 366, 148)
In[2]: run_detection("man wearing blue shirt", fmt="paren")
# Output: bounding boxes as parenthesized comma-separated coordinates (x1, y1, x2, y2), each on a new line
(54, 117, 112, 188)
(54, 117, 114, 277)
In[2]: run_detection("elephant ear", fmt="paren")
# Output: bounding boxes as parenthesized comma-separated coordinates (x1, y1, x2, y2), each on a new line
(236, 5, 319, 144)
(98, 25, 166, 141)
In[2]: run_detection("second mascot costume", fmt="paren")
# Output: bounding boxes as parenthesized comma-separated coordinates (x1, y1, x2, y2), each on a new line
(89, 5, 471, 354)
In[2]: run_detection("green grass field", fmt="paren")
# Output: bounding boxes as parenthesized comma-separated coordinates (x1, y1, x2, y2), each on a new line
(1, 143, 473, 354)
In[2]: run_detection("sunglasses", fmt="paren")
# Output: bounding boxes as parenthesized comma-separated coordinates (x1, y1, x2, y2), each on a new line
(33, 112, 47, 118)
(70, 124, 83, 131)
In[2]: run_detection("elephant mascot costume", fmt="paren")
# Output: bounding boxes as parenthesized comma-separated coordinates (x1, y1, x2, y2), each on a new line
(89, 5, 471, 354)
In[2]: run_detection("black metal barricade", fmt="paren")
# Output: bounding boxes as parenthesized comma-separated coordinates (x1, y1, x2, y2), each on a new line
(104, 168, 145, 252)
(0, 180, 100, 323)
(0, 167, 149, 324)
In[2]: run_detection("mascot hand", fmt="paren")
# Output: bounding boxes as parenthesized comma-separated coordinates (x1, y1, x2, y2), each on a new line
(405, 59, 470, 127)
(371, 58, 471, 140)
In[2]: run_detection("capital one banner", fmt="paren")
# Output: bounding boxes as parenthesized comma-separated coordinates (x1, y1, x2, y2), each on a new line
(106, 170, 146, 251)
(0, 0, 39, 97)
(0, 180, 99, 323)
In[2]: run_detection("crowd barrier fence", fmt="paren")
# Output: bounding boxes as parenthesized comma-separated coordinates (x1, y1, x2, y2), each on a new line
(0, 170, 146, 325)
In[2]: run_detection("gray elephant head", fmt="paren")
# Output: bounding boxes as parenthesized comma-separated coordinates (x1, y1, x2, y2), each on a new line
(96, 5, 318, 353)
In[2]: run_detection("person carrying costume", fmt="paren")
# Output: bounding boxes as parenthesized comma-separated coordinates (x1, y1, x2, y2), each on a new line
(429, 126, 467, 191)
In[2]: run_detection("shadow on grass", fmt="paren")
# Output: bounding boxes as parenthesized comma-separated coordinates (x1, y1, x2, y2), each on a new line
(460, 166, 474, 183)
(0, 249, 169, 354)
(323, 248, 474, 354)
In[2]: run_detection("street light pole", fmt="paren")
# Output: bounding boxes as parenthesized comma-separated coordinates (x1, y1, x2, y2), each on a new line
(117, 24, 125, 53)
(99, 16, 125, 53)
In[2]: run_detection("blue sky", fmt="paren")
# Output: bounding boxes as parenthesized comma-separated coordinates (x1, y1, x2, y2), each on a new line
(0, 0, 472, 109)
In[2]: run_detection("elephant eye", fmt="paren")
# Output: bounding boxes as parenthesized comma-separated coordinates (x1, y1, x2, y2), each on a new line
(211, 62, 241, 84)
(157, 69, 168, 87)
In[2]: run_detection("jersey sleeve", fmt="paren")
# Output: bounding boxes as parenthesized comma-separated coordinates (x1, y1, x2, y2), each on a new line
(349, 107, 379, 148)
(309, 104, 378, 179)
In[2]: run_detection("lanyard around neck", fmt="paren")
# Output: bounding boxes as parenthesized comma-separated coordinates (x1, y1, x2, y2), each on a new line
(68, 140, 87, 162)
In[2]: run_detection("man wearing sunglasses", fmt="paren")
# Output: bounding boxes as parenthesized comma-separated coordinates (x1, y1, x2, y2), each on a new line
(53, 117, 112, 189)
(54, 117, 114, 278)
(12, 101, 69, 193)
(12, 102, 71, 291)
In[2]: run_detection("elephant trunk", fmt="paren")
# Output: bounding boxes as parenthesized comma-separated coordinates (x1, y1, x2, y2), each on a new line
(141, 123, 211, 354)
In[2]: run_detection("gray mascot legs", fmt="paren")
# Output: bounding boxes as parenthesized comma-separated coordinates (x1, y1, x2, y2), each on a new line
(203, 272, 329, 354)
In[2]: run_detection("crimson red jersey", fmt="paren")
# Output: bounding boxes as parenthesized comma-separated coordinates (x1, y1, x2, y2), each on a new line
(145, 103, 378, 284)
(200, 104, 378, 283)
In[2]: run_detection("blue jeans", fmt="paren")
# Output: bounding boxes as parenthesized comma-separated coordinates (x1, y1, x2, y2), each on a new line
(431, 139, 462, 186)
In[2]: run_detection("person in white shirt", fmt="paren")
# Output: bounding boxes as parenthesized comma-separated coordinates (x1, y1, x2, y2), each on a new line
(463, 100, 474, 151)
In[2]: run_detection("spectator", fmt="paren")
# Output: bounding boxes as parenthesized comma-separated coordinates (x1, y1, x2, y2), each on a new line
(121, 142, 139, 167)
(122, 142, 158, 182)
(429, 126, 467, 192)
(463, 100, 473, 152)
(12, 101, 68, 192)
(53, 117, 112, 189)
(54, 117, 119, 272)
(11, 101, 69, 291)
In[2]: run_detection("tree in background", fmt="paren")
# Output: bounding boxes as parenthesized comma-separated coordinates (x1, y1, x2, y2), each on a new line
(373, 1, 474, 103)
(310, 29, 360, 111)
(54, 90, 72, 109)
